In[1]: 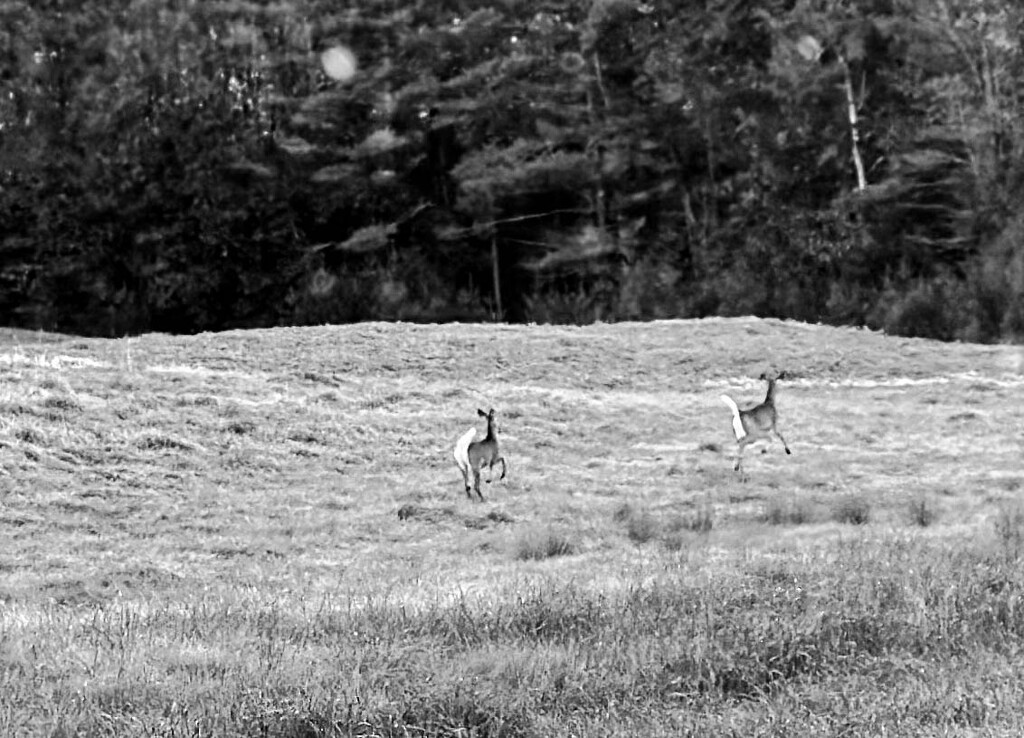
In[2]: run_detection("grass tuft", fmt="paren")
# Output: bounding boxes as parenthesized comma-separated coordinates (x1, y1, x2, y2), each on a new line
(514, 526, 576, 560)
(136, 433, 198, 452)
(14, 426, 46, 444)
(993, 502, 1024, 559)
(487, 510, 514, 524)
(685, 504, 715, 533)
(42, 394, 82, 412)
(397, 503, 419, 521)
(907, 495, 940, 527)
(391, 692, 532, 738)
(226, 420, 256, 435)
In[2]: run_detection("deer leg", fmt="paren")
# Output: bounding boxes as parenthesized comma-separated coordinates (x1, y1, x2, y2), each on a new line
(774, 430, 791, 454)
(735, 435, 761, 472)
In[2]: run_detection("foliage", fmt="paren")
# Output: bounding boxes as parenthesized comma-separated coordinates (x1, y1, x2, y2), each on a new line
(1, 0, 1023, 341)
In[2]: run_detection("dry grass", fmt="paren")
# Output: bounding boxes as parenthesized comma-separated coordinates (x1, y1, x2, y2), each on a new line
(1, 317, 1023, 736)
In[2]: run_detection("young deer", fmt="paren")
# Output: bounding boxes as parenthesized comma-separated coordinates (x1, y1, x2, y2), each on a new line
(462, 408, 507, 500)
(720, 372, 792, 473)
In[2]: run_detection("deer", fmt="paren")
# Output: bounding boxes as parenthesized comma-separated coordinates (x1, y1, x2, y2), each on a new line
(453, 408, 506, 500)
(720, 372, 792, 474)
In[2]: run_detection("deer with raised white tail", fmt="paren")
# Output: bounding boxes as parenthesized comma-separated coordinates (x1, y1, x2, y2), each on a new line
(453, 408, 507, 500)
(721, 372, 792, 474)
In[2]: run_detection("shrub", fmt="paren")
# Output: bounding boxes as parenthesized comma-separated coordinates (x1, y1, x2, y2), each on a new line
(627, 512, 659, 543)
(868, 279, 961, 341)
(763, 497, 812, 526)
(832, 495, 871, 525)
(614, 503, 660, 544)
(963, 214, 1024, 342)
(660, 509, 713, 551)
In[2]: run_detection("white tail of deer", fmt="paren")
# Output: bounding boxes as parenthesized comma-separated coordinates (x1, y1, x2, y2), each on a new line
(721, 372, 792, 474)
(453, 426, 477, 494)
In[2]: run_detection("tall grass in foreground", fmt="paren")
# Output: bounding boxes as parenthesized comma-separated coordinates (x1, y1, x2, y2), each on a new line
(4, 537, 1024, 737)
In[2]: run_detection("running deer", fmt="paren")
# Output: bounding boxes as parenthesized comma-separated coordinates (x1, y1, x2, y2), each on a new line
(453, 408, 507, 500)
(720, 372, 792, 473)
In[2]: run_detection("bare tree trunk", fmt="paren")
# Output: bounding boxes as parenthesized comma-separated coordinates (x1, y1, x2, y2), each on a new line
(585, 53, 608, 233)
(491, 234, 503, 321)
(840, 54, 867, 192)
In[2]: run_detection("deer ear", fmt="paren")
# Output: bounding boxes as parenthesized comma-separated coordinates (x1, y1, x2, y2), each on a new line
(477, 408, 487, 417)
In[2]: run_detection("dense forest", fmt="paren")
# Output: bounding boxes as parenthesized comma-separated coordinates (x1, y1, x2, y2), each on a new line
(1, 0, 1022, 341)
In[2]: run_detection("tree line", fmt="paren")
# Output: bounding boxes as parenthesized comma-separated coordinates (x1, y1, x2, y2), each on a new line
(1, 0, 1022, 342)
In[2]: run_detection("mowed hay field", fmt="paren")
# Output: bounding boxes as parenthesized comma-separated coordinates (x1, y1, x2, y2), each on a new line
(1, 318, 1023, 737)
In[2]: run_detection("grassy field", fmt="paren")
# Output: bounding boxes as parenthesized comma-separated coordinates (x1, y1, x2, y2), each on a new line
(1, 317, 1023, 737)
